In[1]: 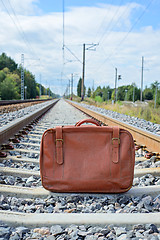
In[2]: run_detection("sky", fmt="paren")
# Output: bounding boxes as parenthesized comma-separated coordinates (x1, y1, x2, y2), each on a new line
(0, 0, 160, 96)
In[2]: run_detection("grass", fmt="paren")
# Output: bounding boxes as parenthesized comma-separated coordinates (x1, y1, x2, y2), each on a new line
(81, 98, 160, 124)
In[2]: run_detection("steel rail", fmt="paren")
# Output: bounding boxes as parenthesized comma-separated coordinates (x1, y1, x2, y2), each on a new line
(0, 99, 160, 230)
(0, 99, 59, 144)
(68, 101, 160, 154)
(0, 98, 53, 106)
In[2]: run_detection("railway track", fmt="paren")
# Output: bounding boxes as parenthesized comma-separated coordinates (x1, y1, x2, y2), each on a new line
(68, 101, 160, 155)
(0, 99, 160, 239)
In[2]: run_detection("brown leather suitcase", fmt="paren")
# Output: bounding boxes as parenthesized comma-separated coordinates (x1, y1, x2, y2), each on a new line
(40, 119, 135, 193)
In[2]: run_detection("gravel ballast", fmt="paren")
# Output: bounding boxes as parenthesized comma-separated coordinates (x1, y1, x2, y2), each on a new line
(0, 222, 160, 240)
(74, 101, 160, 135)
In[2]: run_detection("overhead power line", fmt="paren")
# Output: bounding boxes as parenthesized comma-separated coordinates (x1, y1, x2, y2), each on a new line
(7, 0, 39, 60)
(62, 0, 65, 64)
(94, 0, 154, 74)
(0, 0, 39, 59)
(94, 0, 114, 41)
(97, 0, 124, 45)
(64, 45, 82, 64)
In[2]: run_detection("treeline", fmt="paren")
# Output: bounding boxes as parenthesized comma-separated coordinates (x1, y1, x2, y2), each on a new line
(0, 53, 59, 100)
(77, 78, 160, 105)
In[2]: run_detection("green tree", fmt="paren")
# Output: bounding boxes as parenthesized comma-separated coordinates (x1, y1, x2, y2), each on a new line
(77, 78, 86, 98)
(0, 53, 17, 72)
(24, 70, 37, 99)
(87, 87, 91, 97)
(143, 88, 153, 100)
(101, 86, 111, 101)
(95, 86, 103, 97)
(77, 78, 81, 97)
(36, 84, 40, 97)
(151, 81, 160, 105)
(0, 77, 19, 100)
(0, 70, 6, 83)
(77, 78, 82, 97)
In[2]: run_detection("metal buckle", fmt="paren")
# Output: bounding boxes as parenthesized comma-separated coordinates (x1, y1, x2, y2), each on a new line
(112, 138, 120, 144)
(56, 139, 63, 144)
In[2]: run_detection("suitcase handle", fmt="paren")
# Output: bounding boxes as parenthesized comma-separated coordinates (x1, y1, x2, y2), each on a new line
(75, 119, 101, 127)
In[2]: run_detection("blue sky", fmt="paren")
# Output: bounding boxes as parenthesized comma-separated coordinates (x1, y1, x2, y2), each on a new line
(0, 0, 160, 95)
(37, 0, 160, 29)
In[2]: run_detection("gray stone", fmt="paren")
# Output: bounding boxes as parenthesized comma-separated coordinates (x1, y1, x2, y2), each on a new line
(100, 228, 110, 236)
(114, 227, 126, 237)
(0, 226, 11, 239)
(79, 225, 87, 231)
(1, 203, 10, 210)
(15, 226, 29, 238)
(146, 224, 159, 233)
(117, 234, 128, 240)
(9, 232, 20, 240)
(153, 195, 160, 205)
(78, 231, 88, 237)
(46, 205, 54, 213)
(50, 225, 63, 236)
(156, 180, 160, 185)
(45, 236, 56, 240)
(85, 235, 98, 240)
(6, 176, 15, 185)
(133, 224, 146, 231)
(127, 230, 135, 238)
(26, 176, 36, 184)
(147, 236, 159, 240)
(135, 231, 143, 238)
(117, 196, 129, 205)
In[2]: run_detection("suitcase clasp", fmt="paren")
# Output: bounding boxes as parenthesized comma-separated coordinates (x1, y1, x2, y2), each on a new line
(56, 139, 63, 144)
(112, 138, 120, 144)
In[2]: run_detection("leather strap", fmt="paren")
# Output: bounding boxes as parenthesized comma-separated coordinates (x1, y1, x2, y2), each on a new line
(55, 126, 63, 165)
(75, 119, 101, 127)
(112, 127, 120, 163)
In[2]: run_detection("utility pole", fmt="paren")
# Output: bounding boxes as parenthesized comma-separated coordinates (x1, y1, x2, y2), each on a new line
(24, 86, 27, 99)
(21, 54, 24, 100)
(68, 80, 70, 98)
(133, 83, 135, 103)
(39, 74, 41, 99)
(81, 43, 98, 101)
(71, 73, 73, 99)
(116, 74, 121, 102)
(114, 68, 121, 103)
(140, 56, 144, 102)
(114, 68, 117, 103)
(125, 89, 128, 101)
(154, 82, 159, 108)
(46, 80, 47, 96)
(81, 43, 85, 101)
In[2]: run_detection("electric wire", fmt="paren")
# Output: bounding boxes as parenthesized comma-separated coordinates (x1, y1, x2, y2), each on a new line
(94, 0, 114, 42)
(1, 0, 38, 60)
(86, 0, 125, 64)
(93, 0, 154, 75)
(97, 0, 124, 45)
(7, 0, 39, 60)
(0, 0, 26, 54)
(62, 0, 65, 64)
(64, 45, 82, 64)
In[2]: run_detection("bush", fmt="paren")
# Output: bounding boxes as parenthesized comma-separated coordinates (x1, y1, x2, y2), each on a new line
(95, 96, 103, 103)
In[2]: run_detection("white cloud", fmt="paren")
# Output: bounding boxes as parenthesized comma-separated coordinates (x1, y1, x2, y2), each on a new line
(0, 1, 159, 95)
(8, 0, 39, 15)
